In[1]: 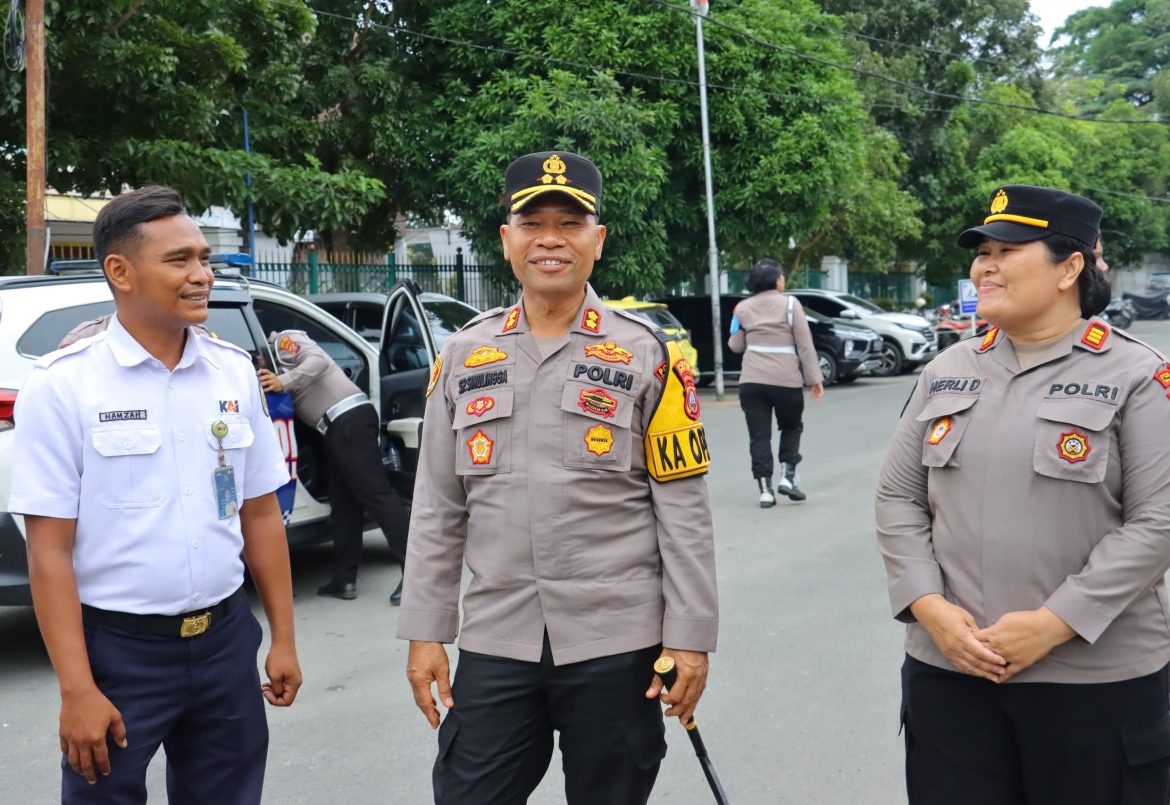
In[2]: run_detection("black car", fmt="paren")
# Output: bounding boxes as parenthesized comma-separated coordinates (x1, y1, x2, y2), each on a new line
(652, 294, 883, 385)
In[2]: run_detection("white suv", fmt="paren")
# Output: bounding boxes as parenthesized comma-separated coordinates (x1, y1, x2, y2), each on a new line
(0, 264, 443, 605)
(787, 290, 937, 376)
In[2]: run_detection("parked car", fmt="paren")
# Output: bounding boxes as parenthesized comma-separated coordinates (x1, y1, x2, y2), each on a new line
(0, 261, 441, 605)
(785, 289, 937, 376)
(309, 291, 480, 348)
(652, 294, 882, 386)
(602, 297, 700, 375)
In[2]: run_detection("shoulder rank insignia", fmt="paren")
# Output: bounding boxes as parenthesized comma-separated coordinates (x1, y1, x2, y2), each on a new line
(584, 424, 614, 456)
(466, 396, 495, 417)
(927, 417, 952, 445)
(578, 388, 618, 418)
(464, 346, 509, 368)
(977, 327, 999, 353)
(584, 341, 634, 365)
(1081, 322, 1109, 350)
(426, 355, 443, 397)
(502, 308, 521, 332)
(467, 429, 494, 465)
(1058, 430, 1091, 464)
(644, 341, 709, 482)
(1155, 364, 1170, 389)
(581, 308, 601, 333)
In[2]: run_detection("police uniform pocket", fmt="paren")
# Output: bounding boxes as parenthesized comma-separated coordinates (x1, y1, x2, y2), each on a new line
(915, 395, 978, 468)
(1032, 399, 1114, 484)
(560, 382, 634, 472)
(91, 425, 166, 508)
(1122, 712, 1170, 768)
(623, 714, 668, 771)
(451, 390, 513, 476)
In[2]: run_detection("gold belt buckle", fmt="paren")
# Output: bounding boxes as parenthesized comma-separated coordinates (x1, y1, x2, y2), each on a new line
(180, 612, 211, 638)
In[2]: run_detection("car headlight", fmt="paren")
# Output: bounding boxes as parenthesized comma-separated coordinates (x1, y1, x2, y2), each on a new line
(894, 322, 926, 331)
(837, 328, 870, 339)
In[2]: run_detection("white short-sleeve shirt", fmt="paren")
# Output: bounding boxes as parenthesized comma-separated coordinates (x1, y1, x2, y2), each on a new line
(10, 314, 290, 614)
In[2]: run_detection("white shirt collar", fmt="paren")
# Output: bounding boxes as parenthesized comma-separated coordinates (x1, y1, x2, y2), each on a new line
(107, 313, 218, 370)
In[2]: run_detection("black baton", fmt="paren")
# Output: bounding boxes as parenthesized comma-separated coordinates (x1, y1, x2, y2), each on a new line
(654, 656, 730, 805)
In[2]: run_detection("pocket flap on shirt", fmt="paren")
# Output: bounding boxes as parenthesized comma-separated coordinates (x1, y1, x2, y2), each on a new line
(1035, 399, 1115, 432)
(1123, 712, 1170, 767)
(202, 416, 255, 449)
(451, 389, 514, 430)
(914, 393, 979, 422)
(92, 425, 162, 457)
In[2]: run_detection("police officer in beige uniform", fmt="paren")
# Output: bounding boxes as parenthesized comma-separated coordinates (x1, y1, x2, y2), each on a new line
(729, 258, 824, 506)
(398, 152, 718, 804)
(259, 330, 409, 603)
(876, 185, 1170, 803)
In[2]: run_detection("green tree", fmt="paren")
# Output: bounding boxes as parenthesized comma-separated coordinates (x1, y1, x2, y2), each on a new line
(392, 0, 914, 294)
(0, 0, 385, 268)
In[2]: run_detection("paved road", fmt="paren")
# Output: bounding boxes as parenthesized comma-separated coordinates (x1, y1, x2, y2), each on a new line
(3, 320, 1168, 803)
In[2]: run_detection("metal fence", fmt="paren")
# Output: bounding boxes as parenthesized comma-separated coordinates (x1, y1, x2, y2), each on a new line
(250, 252, 518, 311)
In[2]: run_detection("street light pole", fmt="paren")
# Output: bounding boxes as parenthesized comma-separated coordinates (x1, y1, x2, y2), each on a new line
(241, 96, 257, 261)
(692, 0, 724, 399)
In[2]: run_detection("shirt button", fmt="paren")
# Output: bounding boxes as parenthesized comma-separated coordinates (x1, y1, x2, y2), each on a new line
(123, 440, 132, 449)
(192, 539, 200, 549)
(183, 486, 193, 496)
(177, 432, 186, 442)
(194, 593, 202, 601)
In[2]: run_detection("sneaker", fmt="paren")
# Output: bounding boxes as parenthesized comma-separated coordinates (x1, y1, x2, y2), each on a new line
(758, 477, 776, 508)
(317, 580, 357, 600)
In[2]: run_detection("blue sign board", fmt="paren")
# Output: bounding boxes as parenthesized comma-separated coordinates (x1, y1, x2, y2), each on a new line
(958, 279, 978, 315)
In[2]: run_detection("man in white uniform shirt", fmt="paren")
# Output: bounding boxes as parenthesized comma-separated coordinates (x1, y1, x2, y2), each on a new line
(11, 186, 301, 802)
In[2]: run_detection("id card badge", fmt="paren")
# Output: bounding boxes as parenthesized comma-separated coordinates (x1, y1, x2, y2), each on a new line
(213, 465, 239, 519)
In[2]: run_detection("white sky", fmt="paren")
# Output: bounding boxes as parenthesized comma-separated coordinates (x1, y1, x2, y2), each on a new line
(1031, 0, 1106, 45)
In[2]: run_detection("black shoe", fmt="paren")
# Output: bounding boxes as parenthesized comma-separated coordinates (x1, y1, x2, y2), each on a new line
(757, 476, 776, 508)
(318, 580, 357, 600)
(390, 578, 403, 606)
(785, 485, 807, 502)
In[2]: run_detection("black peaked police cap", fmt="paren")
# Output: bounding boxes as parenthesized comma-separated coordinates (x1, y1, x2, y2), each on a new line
(504, 151, 603, 218)
(958, 185, 1102, 249)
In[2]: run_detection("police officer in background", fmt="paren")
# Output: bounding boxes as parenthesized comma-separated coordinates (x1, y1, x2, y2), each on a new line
(728, 258, 824, 507)
(877, 185, 1170, 802)
(398, 151, 718, 804)
(259, 330, 409, 604)
(12, 186, 301, 801)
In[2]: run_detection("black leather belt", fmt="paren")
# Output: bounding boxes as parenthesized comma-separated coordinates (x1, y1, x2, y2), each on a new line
(80, 586, 244, 639)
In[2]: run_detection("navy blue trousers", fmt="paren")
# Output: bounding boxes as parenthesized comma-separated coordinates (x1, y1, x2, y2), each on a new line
(902, 655, 1170, 805)
(63, 592, 268, 804)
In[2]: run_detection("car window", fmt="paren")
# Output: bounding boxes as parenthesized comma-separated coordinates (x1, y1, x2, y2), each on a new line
(252, 300, 368, 385)
(421, 299, 478, 349)
(796, 295, 842, 317)
(838, 294, 885, 313)
(386, 299, 430, 372)
(16, 301, 116, 358)
(204, 306, 261, 360)
(621, 305, 686, 330)
(352, 303, 385, 338)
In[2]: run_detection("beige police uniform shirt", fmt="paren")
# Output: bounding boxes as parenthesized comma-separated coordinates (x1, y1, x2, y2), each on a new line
(271, 330, 364, 428)
(876, 319, 1170, 683)
(396, 285, 719, 665)
(728, 291, 823, 388)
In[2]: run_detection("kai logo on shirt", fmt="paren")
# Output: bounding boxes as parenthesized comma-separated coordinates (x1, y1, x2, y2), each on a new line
(219, 400, 240, 414)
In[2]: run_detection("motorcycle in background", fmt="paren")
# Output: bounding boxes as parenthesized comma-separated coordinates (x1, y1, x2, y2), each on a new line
(1100, 297, 1138, 330)
(933, 304, 990, 350)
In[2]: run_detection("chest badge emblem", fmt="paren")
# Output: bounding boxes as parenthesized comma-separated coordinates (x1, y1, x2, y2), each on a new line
(584, 341, 634, 365)
(466, 396, 496, 417)
(464, 346, 509, 368)
(1057, 430, 1091, 464)
(467, 429, 495, 465)
(578, 388, 618, 418)
(927, 417, 952, 445)
(584, 424, 614, 457)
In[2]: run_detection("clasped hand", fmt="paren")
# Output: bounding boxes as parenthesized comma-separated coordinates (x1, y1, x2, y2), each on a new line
(911, 594, 1075, 683)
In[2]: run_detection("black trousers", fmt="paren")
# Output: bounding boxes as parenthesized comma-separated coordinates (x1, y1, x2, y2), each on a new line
(432, 636, 666, 805)
(738, 382, 803, 479)
(324, 404, 408, 583)
(64, 592, 267, 803)
(901, 655, 1170, 805)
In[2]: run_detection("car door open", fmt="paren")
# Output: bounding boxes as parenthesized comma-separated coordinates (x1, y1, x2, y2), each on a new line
(379, 281, 438, 481)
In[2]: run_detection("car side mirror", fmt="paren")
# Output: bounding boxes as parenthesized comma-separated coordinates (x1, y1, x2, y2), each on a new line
(839, 309, 860, 320)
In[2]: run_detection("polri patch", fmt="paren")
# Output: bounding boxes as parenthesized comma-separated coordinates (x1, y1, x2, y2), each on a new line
(654, 360, 668, 383)
(584, 341, 634, 365)
(1058, 430, 1091, 464)
(98, 409, 147, 423)
(571, 363, 635, 391)
(1155, 364, 1170, 389)
(277, 335, 300, 356)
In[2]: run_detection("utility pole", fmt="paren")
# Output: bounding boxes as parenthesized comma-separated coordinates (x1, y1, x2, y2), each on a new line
(25, 0, 46, 275)
(692, 0, 724, 399)
(241, 96, 257, 261)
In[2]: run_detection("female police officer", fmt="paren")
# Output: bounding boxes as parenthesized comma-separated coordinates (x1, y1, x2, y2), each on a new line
(876, 185, 1170, 803)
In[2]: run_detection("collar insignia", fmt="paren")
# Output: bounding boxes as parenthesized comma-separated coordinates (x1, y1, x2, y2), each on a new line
(584, 341, 633, 364)
(1081, 322, 1109, 350)
(502, 308, 521, 333)
(581, 308, 601, 333)
(977, 327, 999, 353)
(464, 346, 509, 368)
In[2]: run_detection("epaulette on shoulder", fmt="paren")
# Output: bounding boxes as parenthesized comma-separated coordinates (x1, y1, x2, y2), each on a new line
(197, 329, 251, 358)
(607, 306, 661, 336)
(34, 334, 103, 369)
(1113, 326, 1168, 364)
(457, 307, 507, 333)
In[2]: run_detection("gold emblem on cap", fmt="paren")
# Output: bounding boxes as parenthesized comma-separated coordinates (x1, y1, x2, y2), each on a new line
(990, 189, 1009, 215)
(540, 154, 569, 185)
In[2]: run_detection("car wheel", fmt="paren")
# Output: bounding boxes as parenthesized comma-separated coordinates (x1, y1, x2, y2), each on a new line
(837, 374, 858, 384)
(875, 339, 903, 377)
(817, 350, 838, 386)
